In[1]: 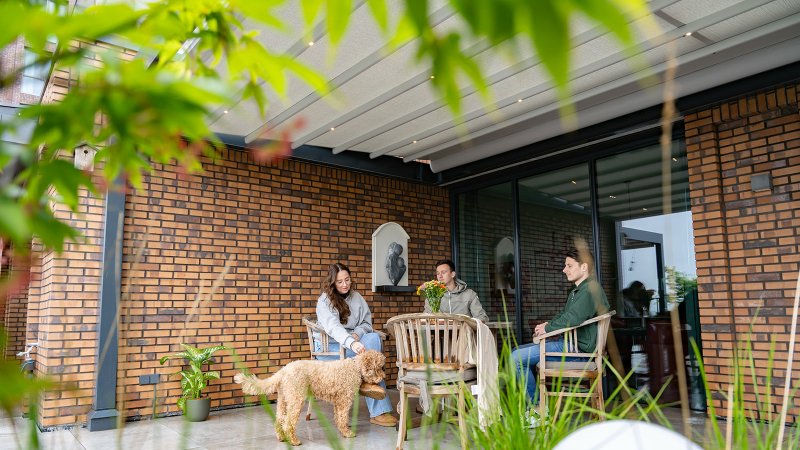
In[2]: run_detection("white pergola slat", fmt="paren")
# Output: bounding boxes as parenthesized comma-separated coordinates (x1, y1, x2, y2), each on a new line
(209, 0, 800, 173)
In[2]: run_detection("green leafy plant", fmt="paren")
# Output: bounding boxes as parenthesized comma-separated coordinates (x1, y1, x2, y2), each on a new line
(159, 343, 232, 412)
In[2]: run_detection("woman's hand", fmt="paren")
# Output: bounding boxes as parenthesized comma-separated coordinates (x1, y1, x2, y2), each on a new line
(351, 333, 360, 341)
(350, 341, 366, 354)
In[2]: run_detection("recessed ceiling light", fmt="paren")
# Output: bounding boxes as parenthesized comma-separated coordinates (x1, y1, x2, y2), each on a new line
(610, 195, 616, 199)
(684, 32, 692, 37)
(330, 127, 335, 131)
(309, 41, 314, 46)
(571, 181, 576, 184)
(430, 75, 434, 79)
(672, 157, 677, 161)
(643, 208, 647, 211)
(517, 99, 522, 103)
(223, 110, 228, 114)
(413, 141, 417, 143)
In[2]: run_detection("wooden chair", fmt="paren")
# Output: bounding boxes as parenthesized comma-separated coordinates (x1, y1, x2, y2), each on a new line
(387, 313, 479, 450)
(301, 314, 388, 421)
(533, 310, 616, 421)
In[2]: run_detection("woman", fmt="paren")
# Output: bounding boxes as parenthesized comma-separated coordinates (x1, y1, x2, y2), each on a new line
(314, 263, 397, 427)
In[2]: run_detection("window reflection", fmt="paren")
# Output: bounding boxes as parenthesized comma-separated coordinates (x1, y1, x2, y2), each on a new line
(457, 183, 516, 325)
(596, 141, 703, 409)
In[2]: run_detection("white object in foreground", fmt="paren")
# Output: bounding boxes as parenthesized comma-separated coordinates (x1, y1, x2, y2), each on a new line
(553, 420, 702, 450)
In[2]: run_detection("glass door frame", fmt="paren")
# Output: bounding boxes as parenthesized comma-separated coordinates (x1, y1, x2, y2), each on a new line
(449, 126, 686, 346)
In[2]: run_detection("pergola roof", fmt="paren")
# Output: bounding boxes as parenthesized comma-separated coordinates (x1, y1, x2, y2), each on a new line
(209, 0, 800, 173)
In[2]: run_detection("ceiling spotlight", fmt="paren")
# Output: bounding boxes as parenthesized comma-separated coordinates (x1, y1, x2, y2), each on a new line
(223, 110, 228, 114)
(430, 75, 434, 79)
(517, 99, 522, 103)
(672, 157, 677, 161)
(643, 208, 647, 211)
(610, 195, 616, 199)
(571, 181, 576, 184)
(309, 41, 314, 46)
(684, 32, 692, 37)
(413, 140, 417, 143)
(330, 127, 335, 131)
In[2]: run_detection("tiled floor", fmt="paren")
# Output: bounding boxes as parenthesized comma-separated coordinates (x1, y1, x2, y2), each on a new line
(0, 390, 464, 450)
(2, 390, 797, 450)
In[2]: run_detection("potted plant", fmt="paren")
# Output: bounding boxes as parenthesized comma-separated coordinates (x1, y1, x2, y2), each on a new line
(160, 343, 232, 422)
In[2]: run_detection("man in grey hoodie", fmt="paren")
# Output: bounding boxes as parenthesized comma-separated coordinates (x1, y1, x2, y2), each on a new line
(424, 259, 490, 322)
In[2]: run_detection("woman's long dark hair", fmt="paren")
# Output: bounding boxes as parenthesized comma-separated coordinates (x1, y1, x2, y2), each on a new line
(322, 263, 354, 325)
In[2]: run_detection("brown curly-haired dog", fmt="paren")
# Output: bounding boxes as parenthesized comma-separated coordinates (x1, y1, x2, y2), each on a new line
(234, 349, 386, 446)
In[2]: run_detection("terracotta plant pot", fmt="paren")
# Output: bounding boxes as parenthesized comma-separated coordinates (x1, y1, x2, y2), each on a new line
(185, 397, 211, 422)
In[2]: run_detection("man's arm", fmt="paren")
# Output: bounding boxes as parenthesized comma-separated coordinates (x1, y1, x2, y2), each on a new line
(468, 292, 489, 322)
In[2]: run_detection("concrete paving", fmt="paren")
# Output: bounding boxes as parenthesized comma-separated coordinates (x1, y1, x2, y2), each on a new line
(2, 390, 797, 450)
(0, 389, 463, 450)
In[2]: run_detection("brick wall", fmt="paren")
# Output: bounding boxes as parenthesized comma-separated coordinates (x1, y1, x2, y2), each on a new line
(0, 36, 44, 105)
(685, 82, 800, 422)
(116, 148, 449, 419)
(3, 248, 31, 359)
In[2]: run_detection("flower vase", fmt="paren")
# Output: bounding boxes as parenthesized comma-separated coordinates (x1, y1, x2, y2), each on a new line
(428, 297, 442, 313)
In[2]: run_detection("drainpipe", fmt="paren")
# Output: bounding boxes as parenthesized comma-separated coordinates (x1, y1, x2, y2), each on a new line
(86, 175, 126, 431)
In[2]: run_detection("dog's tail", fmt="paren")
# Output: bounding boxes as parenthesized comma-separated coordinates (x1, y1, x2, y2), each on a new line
(234, 372, 281, 396)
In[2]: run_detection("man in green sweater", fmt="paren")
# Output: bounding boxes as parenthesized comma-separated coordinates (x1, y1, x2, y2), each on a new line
(511, 248, 610, 425)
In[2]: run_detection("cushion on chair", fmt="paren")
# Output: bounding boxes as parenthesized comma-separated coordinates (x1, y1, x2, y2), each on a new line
(541, 360, 597, 371)
(398, 366, 477, 385)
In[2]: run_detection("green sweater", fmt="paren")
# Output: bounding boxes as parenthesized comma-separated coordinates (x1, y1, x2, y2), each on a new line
(544, 277, 610, 353)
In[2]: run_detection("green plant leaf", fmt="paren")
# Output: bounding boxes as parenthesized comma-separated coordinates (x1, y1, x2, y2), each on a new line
(203, 371, 220, 381)
(199, 346, 233, 364)
(301, 0, 325, 25)
(177, 396, 186, 412)
(574, 0, 632, 44)
(159, 352, 191, 365)
(179, 343, 202, 362)
(527, 0, 570, 87)
(0, 198, 30, 244)
(326, 0, 352, 45)
(364, 0, 388, 31)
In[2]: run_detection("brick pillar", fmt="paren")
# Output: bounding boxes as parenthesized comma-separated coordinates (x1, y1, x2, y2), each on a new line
(686, 107, 736, 414)
(24, 38, 136, 429)
(685, 82, 800, 422)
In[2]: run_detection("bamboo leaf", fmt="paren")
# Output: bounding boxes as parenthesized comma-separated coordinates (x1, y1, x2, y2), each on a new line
(364, 0, 388, 31)
(326, 0, 352, 45)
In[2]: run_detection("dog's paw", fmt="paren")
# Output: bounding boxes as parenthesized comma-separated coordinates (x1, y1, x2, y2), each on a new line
(341, 430, 356, 438)
(290, 438, 302, 446)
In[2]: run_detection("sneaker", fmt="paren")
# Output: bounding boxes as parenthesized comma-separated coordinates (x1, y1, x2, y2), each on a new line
(524, 408, 542, 428)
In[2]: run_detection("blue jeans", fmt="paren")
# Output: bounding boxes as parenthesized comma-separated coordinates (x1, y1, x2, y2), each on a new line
(510, 337, 588, 406)
(314, 332, 392, 418)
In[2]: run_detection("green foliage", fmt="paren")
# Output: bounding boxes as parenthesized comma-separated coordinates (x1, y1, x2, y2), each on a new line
(0, 0, 645, 256)
(666, 267, 698, 300)
(159, 344, 232, 412)
(0, 328, 53, 417)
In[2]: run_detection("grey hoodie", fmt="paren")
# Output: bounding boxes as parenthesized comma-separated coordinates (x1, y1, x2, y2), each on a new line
(313, 291, 373, 350)
(423, 278, 489, 321)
